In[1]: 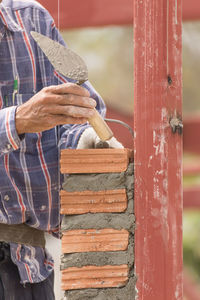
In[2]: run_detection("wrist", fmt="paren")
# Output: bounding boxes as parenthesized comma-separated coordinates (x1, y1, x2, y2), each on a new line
(15, 106, 27, 135)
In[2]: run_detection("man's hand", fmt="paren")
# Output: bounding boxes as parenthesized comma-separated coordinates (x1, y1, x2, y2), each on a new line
(15, 83, 96, 134)
(77, 127, 124, 149)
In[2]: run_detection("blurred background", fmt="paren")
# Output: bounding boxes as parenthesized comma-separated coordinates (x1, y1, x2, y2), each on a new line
(62, 24, 200, 300)
(39, 1, 200, 299)
(57, 23, 200, 299)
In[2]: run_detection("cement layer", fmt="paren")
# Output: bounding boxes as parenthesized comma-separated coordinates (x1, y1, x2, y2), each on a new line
(64, 277, 136, 300)
(62, 164, 134, 193)
(62, 213, 135, 231)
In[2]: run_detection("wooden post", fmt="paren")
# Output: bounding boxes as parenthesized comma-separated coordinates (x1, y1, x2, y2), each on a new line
(134, 1, 183, 299)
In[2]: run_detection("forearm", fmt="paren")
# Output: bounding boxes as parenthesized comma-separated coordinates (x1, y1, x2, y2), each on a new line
(0, 107, 22, 156)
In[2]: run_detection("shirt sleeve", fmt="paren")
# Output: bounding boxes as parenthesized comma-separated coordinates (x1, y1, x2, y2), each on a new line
(0, 106, 22, 156)
(49, 24, 107, 149)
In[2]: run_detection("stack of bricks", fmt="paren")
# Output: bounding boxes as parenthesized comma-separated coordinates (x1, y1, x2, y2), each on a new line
(60, 148, 135, 300)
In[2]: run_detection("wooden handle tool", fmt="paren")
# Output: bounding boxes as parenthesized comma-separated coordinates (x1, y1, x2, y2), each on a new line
(30, 31, 114, 141)
(89, 109, 113, 141)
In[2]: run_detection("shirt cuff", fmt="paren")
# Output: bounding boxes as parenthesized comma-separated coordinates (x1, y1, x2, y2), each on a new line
(59, 124, 91, 150)
(0, 106, 22, 154)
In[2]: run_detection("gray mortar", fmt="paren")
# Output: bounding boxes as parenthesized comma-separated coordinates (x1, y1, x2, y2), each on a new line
(62, 163, 134, 193)
(62, 213, 135, 231)
(61, 163, 135, 300)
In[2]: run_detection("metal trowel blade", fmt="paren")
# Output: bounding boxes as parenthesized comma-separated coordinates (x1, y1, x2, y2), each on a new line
(31, 31, 88, 83)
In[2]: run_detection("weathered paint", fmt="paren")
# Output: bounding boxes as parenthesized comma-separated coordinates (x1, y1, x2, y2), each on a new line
(38, 0, 200, 30)
(134, 0, 183, 299)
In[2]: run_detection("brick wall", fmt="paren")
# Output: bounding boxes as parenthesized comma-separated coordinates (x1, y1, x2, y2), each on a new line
(60, 149, 135, 300)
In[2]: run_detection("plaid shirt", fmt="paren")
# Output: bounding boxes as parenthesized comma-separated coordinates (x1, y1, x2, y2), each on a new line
(0, 0, 106, 284)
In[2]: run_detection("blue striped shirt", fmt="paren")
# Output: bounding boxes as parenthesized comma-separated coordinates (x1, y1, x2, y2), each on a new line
(0, 0, 106, 284)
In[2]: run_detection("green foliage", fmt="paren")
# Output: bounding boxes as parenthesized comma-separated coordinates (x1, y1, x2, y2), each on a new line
(183, 211, 200, 279)
(183, 154, 200, 279)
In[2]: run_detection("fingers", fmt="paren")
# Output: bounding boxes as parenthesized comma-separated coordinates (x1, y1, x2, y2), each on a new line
(54, 115, 89, 125)
(48, 94, 96, 108)
(43, 83, 96, 109)
(107, 137, 124, 149)
(46, 82, 90, 97)
(16, 83, 96, 134)
(47, 104, 95, 119)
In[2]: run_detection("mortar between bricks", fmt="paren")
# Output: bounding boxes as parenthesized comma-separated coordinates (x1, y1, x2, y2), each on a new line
(60, 148, 135, 300)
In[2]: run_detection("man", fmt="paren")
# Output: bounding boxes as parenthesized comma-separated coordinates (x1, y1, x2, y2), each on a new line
(0, 0, 122, 299)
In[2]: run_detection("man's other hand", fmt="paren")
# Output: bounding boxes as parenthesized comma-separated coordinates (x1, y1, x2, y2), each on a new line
(77, 127, 124, 149)
(15, 83, 96, 134)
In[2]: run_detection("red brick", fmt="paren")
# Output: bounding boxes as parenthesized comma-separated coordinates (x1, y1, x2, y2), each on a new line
(60, 189, 127, 215)
(62, 265, 129, 290)
(60, 148, 134, 174)
(62, 228, 129, 253)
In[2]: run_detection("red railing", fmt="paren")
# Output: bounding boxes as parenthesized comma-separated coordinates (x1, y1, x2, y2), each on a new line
(39, 0, 200, 30)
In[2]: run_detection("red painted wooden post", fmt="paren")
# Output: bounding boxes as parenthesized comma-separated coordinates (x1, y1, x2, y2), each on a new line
(134, 1, 183, 299)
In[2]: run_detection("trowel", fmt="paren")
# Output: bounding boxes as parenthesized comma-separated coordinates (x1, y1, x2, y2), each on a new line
(31, 31, 113, 142)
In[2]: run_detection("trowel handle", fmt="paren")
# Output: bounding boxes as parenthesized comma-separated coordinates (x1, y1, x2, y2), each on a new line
(77, 81, 113, 141)
(89, 109, 113, 141)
